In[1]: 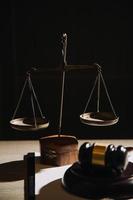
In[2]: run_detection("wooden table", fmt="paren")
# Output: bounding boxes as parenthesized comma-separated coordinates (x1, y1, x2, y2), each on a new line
(0, 139, 133, 200)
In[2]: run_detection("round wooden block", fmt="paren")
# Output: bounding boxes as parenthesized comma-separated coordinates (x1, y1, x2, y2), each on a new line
(39, 135, 78, 166)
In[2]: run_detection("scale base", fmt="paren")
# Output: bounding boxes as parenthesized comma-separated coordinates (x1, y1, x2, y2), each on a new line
(39, 135, 78, 166)
(62, 161, 133, 199)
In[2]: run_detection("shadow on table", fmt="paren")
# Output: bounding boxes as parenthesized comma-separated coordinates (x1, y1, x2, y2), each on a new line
(0, 157, 42, 182)
(36, 178, 85, 200)
(35, 178, 133, 200)
(0, 160, 25, 182)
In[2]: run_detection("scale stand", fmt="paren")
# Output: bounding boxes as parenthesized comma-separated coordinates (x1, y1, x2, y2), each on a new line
(10, 70, 49, 131)
(40, 33, 78, 166)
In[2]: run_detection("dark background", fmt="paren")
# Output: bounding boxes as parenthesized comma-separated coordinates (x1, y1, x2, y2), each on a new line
(0, 1, 133, 139)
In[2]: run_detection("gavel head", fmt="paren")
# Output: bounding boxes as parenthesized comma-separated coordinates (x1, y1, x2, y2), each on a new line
(78, 142, 128, 175)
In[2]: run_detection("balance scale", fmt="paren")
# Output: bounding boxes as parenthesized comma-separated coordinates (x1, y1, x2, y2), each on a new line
(10, 33, 119, 166)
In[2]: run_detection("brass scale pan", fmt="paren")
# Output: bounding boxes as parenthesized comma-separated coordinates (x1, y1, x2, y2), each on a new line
(10, 65, 119, 131)
(10, 117, 49, 131)
(80, 112, 119, 126)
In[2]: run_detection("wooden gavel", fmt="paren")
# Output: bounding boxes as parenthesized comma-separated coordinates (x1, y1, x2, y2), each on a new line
(78, 142, 129, 175)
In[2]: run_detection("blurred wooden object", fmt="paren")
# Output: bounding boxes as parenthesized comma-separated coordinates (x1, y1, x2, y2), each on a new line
(24, 152, 35, 200)
(39, 135, 78, 166)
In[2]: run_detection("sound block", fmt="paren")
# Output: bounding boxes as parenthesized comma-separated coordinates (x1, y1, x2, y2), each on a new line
(39, 135, 78, 166)
(62, 161, 133, 199)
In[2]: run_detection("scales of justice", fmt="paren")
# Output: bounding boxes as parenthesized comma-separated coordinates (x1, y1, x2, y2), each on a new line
(10, 33, 119, 166)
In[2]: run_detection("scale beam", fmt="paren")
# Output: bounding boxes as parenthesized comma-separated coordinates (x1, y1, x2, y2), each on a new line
(28, 64, 99, 73)
(64, 64, 98, 71)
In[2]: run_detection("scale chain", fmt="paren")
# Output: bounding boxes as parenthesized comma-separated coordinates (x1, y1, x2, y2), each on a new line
(29, 77, 45, 119)
(28, 76, 37, 128)
(12, 72, 46, 128)
(12, 77, 28, 120)
(97, 71, 101, 112)
(99, 71, 117, 117)
(83, 74, 99, 114)
(83, 68, 117, 117)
